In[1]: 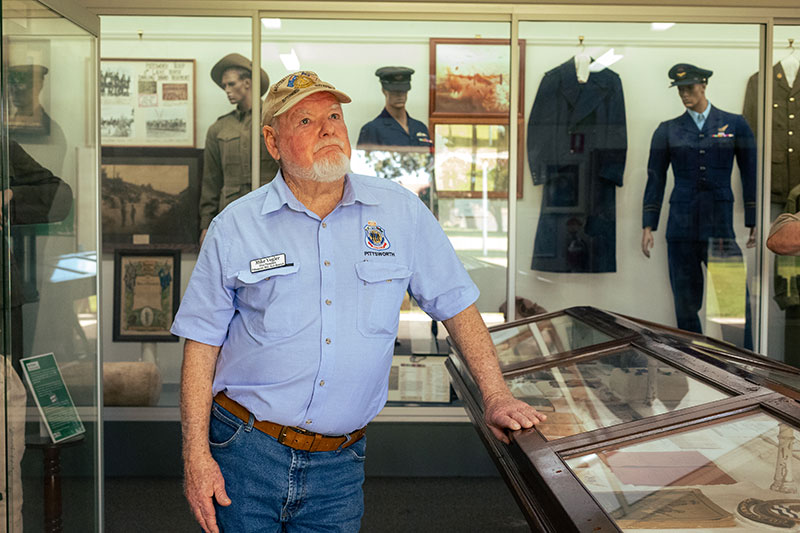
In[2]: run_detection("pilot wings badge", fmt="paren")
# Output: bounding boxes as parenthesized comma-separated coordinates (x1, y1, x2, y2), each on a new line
(364, 221, 390, 250)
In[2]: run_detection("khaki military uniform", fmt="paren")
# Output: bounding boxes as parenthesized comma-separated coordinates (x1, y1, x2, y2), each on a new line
(743, 63, 800, 204)
(200, 108, 279, 229)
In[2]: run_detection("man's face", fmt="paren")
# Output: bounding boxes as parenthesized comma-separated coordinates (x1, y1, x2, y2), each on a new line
(264, 92, 351, 182)
(221, 69, 251, 106)
(383, 89, 408, 110)
(677, 83, 706, 110)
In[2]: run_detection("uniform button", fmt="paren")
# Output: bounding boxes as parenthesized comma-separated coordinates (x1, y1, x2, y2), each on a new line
(321, 222, 327, 228)
(790, 148, 795, 153)
(569, 149, 575, 154)
(319, 380, 325, 387)
(774, 103, 780, 108)
(699, 149, 706, 154)
(700, 166, 706, 170)
(325, 338, 331, 344)
(699, 134, 705, 138)
(790, 131, 795, 136)
(324, 260, 331, 266)
(306, 419, 312, 424)
(791, 114, 796, 119)
(791, 97, 796, 102)
(325, 299, 332, 305)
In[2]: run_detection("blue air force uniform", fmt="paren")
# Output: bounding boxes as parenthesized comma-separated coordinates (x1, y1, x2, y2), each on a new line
(356, 108, 432, 148)
(643, 103, 756, 340)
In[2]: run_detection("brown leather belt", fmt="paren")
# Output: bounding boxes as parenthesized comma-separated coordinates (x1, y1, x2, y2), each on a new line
(213, 392, 365, 453)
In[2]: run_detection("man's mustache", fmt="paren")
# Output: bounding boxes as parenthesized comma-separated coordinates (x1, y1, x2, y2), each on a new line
(315, 139, 346, 152)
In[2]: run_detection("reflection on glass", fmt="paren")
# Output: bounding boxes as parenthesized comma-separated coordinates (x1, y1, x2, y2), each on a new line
(433, 124, 508, 194)
(567, 413, 800, 531)
(492, 314, 613, 367)
(507, 348, 728, 440)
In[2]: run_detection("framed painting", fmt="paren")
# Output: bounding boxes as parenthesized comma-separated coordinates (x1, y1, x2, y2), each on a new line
(101, 146, 203, 251)
(6, 39, 51, 136)
(113, 249, 180, 342)
(101, 59, 196, 147)
(429, 38, 525, 119)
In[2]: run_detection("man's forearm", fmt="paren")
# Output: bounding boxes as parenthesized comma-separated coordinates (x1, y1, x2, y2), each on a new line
(767, 222, 800, 256)
(180, 339, 222, 459)
(442, 304, 509, 401)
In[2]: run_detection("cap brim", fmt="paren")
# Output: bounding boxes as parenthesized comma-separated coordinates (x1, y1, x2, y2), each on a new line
(670, 78, 705, 87)
(272, 87, 352, 120)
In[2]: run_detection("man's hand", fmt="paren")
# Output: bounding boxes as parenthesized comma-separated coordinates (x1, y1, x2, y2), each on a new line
(184, 451, 231, 533)
(641, 227, 654, 258)
(483, 391, 547, 444)
(747, 226, 756, 249)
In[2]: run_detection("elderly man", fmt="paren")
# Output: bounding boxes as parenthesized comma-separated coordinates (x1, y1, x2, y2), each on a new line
(171, 71, 545, 533)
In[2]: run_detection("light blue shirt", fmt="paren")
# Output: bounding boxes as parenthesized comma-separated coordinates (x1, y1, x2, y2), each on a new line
(687, 103, 711, 130)
(171, 171, 479, 435)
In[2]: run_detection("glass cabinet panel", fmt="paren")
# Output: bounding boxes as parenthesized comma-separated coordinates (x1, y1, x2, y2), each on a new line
(507, 347, 729, 440)
(492, 314, 613, 367)
(566, 412, 800, 531)
(3, 0, 100, 530)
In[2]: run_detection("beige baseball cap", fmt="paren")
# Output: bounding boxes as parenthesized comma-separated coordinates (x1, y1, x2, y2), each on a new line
(262, 71, 351, 126)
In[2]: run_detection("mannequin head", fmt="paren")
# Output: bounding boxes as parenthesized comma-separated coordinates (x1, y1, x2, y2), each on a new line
(382, 89, 408, 112)
(677, 83, 708, 113)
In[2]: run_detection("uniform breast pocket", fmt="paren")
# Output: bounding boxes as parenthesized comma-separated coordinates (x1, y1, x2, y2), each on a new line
(217, 131, 244, 177)
(355, 262, 412, 338)
(711, 137, 735, 167)
(235, 264, 302, 338)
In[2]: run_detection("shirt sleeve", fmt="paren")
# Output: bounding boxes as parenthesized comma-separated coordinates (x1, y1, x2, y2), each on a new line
(170, 216, 236, 345)
(407, 198, 479, 321)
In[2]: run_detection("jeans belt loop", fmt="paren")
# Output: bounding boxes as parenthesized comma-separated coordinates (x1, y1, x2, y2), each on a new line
(245, 413, 254, 432)
(338, 432, 353, 451)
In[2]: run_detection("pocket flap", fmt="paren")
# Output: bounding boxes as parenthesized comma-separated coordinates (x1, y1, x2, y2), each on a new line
(236, 264, 299, 284)
(354, 262, 412, 283)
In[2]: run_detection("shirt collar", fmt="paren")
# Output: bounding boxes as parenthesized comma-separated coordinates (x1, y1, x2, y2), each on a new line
(687, 102, 711, 123)
(261, 170, 379, 216)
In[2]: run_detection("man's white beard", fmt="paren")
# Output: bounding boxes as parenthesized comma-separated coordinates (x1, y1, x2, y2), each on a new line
(283, 152, 351, 183)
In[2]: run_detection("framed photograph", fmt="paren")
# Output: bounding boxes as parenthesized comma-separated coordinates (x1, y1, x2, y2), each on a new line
(6, 39, 51, 136)
(113, 249, 180, 342)
(101, 146, 203, 252)
(101, 59, 196, 147)
(429, 38, 525, 118)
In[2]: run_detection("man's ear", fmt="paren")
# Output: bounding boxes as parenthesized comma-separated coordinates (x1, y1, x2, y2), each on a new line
(263, 125, 280, 160)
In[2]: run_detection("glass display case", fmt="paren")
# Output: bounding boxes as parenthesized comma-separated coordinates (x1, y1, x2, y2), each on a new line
(2, 0, 102, 530)
(447, 307, 800, 531)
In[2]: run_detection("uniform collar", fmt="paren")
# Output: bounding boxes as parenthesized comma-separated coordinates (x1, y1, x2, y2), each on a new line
(233, 107, 251, 121)
(261, 170, 379, 215)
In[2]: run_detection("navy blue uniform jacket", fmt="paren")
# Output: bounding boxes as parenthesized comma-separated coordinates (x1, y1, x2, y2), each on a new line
(527, 58, 627, 273)
(643, 105, 756, 241)
(357, 109, 432, 149)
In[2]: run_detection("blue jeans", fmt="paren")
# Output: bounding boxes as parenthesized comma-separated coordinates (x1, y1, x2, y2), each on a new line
(209, 402, 366, 532)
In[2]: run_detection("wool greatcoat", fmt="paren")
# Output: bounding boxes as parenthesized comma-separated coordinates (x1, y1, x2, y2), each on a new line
(527, 58, 627, 273)
(743, 63, 800, 205)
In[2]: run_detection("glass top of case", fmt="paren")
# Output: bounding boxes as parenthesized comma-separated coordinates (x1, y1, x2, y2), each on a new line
(491, 314, 614, 368)
(507, 347, 729, 440)
(566, 412, 800, 531)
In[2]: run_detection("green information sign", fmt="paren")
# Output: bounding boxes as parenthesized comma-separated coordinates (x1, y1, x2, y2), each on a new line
(20, 353, 85, 443)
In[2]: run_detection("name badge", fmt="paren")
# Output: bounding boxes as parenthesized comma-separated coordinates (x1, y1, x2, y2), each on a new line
(250, 253, 288, 273)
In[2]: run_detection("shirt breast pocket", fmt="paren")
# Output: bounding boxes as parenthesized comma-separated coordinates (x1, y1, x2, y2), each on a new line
(355, 262, 412, 338)
(235, 264, 302, 338)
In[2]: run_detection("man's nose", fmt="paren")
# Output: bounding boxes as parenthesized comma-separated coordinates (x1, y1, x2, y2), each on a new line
(320, 119, 334, 136)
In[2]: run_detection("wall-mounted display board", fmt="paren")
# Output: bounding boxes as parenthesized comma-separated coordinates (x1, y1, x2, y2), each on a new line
(447, 306, 800, 532)
(101, 58, 196, 147)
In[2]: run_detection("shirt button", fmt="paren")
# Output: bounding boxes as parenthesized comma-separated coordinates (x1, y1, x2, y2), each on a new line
(325, 338, 331, 344)
(321, 222, 327, 228)
(319, 380, 325, 386)
(325, 299, 332, 305)
(306, 419, 312, 424)
(324, 260, 331, 266)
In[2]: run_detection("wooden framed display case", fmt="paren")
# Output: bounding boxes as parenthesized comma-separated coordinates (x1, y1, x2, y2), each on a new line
(447, 307, 800, 532)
